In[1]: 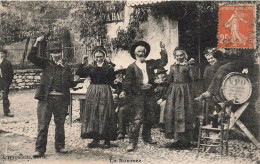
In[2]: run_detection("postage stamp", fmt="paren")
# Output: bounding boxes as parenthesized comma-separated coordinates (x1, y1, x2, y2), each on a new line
(218, 4, 256, 49)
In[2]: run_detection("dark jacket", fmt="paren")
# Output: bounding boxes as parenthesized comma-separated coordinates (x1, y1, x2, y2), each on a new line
(122, 49, 168, 95)
(207, 59, 253, 97)
(154, 77, 169, 101)
(203, 61, 227, 91)
(28, 47, 77, 106)
(0, 58, 14, 86)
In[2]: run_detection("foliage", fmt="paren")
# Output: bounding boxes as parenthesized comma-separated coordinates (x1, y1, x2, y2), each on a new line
(111, 8, 148, 51)
(0, 1, 72, 45)
(70, 1, 125, 52)
(0, 12, 27, 44)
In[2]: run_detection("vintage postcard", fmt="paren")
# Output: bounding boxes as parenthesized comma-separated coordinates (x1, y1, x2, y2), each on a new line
(0, 1, 259, 164)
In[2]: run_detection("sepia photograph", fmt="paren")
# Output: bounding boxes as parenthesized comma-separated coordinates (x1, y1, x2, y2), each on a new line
(0, 0, 259, 164)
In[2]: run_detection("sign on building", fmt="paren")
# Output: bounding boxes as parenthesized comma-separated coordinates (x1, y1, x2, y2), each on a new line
(105, 3, 124, 23)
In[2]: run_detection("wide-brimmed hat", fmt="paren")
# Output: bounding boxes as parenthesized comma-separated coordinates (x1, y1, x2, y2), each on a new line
(48, 41, 62, 53)
(130, 41, 150, 59)
(155, 68, 167, 74)
(92, 46, 107, 56)
(114, 65, 126, 74)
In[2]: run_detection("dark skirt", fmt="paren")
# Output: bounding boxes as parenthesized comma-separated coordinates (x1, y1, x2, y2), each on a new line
(81, 84, 117, 141)
(164, 82, 194, 142)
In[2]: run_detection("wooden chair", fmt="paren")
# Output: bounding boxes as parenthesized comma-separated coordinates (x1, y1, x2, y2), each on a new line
(196, 100, 232, 158)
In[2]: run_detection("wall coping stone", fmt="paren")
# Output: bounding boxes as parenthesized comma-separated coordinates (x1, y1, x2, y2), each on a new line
(14, 69, 42, 73)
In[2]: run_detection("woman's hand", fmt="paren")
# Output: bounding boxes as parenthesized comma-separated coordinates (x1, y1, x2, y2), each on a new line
(81, 55, 88, 65)
(119, 92, 126, 98)
(188, 58, 195, 65)
(157, 99, 163, 105)
(160, 41, 166, 50)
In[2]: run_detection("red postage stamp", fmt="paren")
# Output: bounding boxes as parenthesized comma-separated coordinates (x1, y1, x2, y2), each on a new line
(218, 4, 256, 49)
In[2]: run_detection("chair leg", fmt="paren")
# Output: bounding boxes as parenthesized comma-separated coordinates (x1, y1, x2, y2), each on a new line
(220, 111, 225, 155)
(225, 110, 231, 156)
(196, 117, 203, 158)
(225, 140, 228, 155)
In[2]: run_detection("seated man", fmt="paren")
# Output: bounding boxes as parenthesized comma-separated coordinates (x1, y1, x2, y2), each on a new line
(112, 65, 129, 140)
(195, 48, 227, 127)
(198, 49, 256, 101)
(154, 68, 168, 132)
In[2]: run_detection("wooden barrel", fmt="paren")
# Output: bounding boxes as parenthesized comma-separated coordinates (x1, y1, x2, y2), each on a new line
(221, 72, 252, 104)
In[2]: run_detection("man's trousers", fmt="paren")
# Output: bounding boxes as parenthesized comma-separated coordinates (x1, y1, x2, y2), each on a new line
(2, 85, 10, 115)
(159, 100, 166, 124)
(128, 94, 155, 145)
(117, 104, 130, 135)
(35, 95, 67, 153)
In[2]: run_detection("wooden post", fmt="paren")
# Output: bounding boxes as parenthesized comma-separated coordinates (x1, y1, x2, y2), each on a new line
(62, 44, 64, 59)
(235, 120, 260, 149)
(197, 8, 201, 80)
(73, 45, 76, 75)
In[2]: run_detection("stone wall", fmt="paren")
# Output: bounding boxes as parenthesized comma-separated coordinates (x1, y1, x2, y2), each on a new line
(10, 69, 42, 90)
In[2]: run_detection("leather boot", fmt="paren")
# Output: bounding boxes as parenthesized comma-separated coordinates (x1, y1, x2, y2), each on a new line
(126, 143, 136, 152)
(87, 139, 99, 148)
(33, 151, 44, 158)
(143, 137, 157, 144)
(56, 148, 68, 154)
(117, 133, 125, 140)
(104, 140, 111, 149)
(4, 113, 14, 117)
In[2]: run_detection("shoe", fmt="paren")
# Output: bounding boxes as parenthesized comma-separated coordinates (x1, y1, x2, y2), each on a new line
(159, 123, 165, 132)
(104, 140, 111, 149)
(166, 141, 182, 149)
(143, 138, 157, 144)
(87, 140, 99, 148)
(180, 143, 192, 149)
(56, 148, 68, 154)
(33, 151, 44, 158)
(159, 127, 165, 133)
(117, 133, 125, 140)
(126, 143, 136, 152)
(4, 113, 14, 117)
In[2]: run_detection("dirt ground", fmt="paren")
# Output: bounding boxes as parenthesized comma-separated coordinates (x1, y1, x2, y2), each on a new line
(0, 89, 260, 164)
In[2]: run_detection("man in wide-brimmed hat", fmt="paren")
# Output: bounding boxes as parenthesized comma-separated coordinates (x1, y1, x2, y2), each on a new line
(28, 36, 80, 157)
(112, 65, 129, 140)
(0, 49, 14, 117)
(120, 41, 168, 151)
(154, 67, 168, 132)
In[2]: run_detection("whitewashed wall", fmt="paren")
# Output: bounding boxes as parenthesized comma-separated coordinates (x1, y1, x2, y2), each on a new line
(106, 6, 179, 71)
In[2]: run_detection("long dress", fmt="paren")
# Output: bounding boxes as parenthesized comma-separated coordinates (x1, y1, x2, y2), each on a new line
(164, 62, 196, 142)
(79, 61, 117, 141)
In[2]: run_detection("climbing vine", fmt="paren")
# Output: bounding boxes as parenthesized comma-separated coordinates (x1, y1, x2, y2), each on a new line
(111, 8, 148, 51)
(71, 1, 125, 53)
